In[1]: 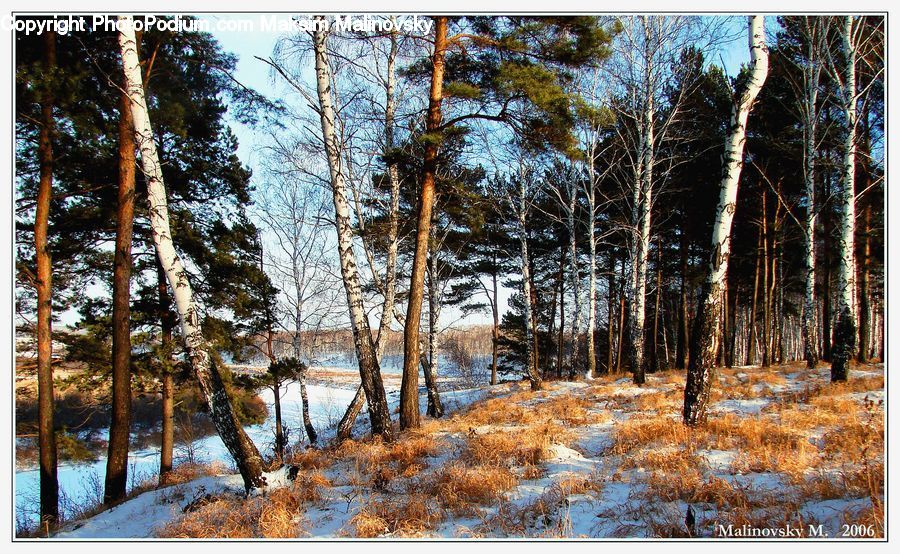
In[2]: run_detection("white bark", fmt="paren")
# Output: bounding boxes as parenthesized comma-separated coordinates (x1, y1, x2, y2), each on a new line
(830, 16, 859, 380)
(312, 19, 392, 438)
(117, 16, 265, 489)
(683, 15, 768, 425)
(626, 17, 659, 384)
(515, 166, 542, 390)
(567, 182, 581, 377)
(706, 16, 768, 319)
(797, 17, 825, 368)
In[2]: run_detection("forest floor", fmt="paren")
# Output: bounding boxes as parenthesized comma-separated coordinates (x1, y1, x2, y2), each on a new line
(50, 362, 884, 539)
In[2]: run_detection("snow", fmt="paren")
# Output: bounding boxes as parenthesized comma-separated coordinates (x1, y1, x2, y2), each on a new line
(699, 449, 737, 473)
(712, 398, 769, 415)
(19, 362, 885, 538)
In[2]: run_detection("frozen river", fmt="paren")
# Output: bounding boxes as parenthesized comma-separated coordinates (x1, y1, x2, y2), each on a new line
(14, 382, 361, 530)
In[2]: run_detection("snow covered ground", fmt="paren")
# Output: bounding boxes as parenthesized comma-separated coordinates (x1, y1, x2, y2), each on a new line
(20, 362, 885, 539)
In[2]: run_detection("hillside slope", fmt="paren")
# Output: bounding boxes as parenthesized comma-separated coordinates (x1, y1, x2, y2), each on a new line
(54, 363, 884, 539)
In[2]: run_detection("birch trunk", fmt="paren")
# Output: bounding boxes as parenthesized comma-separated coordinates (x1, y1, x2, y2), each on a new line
(629, 70, 654, 385)
(684, 16, 768, 425)
(491, 259, 500, 385)
(118, 17, 267, 490)
(518, 178, 543, 390)
(312, 18, 393, 439)
(831, 16, 858, 382)
(336, 26, 403, 439)
(568, 186, 581, 378)
(857, 202, 871, 363)
(292, 332, 318, 445)
(157, 260, 175, 485)
(801, 20, 822, 368)
(424, 250, 444, 417)
(586, 167, 598, 379)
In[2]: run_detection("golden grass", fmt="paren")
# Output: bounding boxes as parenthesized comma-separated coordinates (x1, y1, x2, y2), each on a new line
(610, 414, 694, 454)
(293, 469, 332, 503)
(109, 363, 889, 538)
(464, 421, 572, 468)
(430, 463, 518, 515)
(158, 488, 305, 538)
(333, 432, 442, 487)
(160, 462, 229, 487)
(349, 494, 442, 537)
(289, 448, 331, 470)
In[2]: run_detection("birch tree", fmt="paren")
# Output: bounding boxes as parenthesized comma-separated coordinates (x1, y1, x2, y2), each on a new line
(543, 162, 582, 376)
(787, 17, 826, 369)
(576, 69, 615, 378)
(320, 21, 410, 441)
(311, 18, 394, 439)
(824, 16, 882, 381)
(684, 15, 769, 425)
(607, 16, 723, 384)
(117, 16, 267, 490)
(506, 162, 544, 390)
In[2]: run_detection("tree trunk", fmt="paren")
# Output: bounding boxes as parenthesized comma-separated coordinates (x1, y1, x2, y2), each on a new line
(336, 386, 366, 442)
(801, 30, 821, 368)
(157, 260, 175, 485)
(746, 229, 762, 365)
(629, 38, 656, 385)
(684, 16, 768, 425)
(822, 200, 833, 362)
(761, 191, 770, 368)
(336, 25, 403, 437)
(298, 373, 317, 445)
(586, 199, 598, 378)
(616, 259, 627, 373)
(857, 201, 871, 363)
(312, 18, 393, 439)
(118, 17, 267, 491)
(104, 86, 136, 506)
(676, 227, 688, 370)
(517, 177, 543, 391)
(831, 16, 858, 382)
(607, 264, 616, 374)
(557, 245, 566, 378)
(35, 29, 59, 529)
(424, 244, 444, 417)
(651, 244, 662, 372)
(400, 16, 448, 429)
(491, 257, 500, 385)
(567, 199, 581, 379)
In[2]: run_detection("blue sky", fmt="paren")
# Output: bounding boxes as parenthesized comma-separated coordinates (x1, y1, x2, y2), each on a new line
(194, 14, 757, 328)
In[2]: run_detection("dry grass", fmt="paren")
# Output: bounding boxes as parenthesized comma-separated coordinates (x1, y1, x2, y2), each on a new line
(349, 494, 442, 537)
(289, 448, 332, 470)
(293, 470, 332, 503)
(610, 414, 694, 454)
(333, 432, 442, 487)
(429, 463, 518, 515)
(619, 447, 701, 475)
(158, 488, 305, 538)
(160, 462, 229, 486)
(464, 421, 572, 468)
